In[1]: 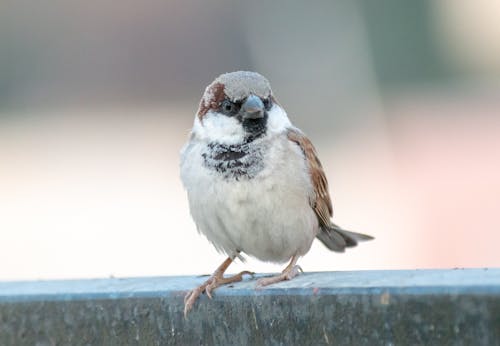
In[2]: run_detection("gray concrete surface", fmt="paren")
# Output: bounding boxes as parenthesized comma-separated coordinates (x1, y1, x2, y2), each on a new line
(1, 269, 499, 345)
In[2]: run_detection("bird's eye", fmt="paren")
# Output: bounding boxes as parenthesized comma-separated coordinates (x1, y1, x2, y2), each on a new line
(262, 97, 272, 111)
(220, 99, 240, 116)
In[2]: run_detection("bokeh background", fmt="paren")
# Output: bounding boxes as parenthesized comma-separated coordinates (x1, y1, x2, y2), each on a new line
(1, 1, 500, 280)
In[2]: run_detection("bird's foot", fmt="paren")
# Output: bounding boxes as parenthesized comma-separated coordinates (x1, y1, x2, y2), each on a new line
(256, 265, 302, 287)
(184, 270, 253, 317)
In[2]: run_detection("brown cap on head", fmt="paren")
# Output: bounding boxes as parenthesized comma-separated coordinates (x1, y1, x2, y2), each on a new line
(197, 71, 272, 119)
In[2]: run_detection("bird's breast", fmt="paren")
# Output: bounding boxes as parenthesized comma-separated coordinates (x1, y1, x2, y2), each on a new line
(180, 134, 318, 262)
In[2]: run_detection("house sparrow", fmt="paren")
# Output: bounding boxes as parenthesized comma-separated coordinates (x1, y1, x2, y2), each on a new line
(180, 71, 373, 316)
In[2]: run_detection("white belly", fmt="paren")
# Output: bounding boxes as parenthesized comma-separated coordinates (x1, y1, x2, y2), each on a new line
(180, 135, 318, 263)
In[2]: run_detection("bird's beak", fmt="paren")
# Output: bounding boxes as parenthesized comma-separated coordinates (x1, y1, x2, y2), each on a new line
(241, 95, 265, 120)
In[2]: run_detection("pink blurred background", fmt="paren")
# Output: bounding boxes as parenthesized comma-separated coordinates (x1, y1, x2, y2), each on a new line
(1, 1, 499, 280)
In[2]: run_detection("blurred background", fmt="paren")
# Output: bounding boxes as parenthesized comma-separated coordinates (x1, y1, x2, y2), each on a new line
(1, 0, 499, 280)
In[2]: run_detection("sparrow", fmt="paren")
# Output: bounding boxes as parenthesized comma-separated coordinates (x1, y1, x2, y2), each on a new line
(180, 71, 373, 316)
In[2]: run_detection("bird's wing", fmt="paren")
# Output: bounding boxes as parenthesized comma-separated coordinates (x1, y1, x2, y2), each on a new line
(286, 128, 333, 228)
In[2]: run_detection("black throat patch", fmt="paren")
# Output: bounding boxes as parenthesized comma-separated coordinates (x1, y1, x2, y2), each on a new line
(202, 140, 266, 180)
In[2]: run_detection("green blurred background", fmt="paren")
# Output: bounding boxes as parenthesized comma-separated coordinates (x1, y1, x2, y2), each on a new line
(1, 1, 499, 280)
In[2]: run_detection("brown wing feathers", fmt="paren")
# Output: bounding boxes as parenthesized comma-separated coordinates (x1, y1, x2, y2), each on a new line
(286, 128, 333, 227)
(286, 128, 373, 252)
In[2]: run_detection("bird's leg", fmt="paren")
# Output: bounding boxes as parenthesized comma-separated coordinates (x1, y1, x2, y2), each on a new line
(184, 256, 253, 317)
(256, 255, 302, 287)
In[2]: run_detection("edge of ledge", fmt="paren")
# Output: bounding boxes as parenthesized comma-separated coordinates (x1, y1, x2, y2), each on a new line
(0, 268, 499, 303)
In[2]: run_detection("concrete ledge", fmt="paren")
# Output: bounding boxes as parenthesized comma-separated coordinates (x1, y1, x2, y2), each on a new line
(1, 269, 499, 345)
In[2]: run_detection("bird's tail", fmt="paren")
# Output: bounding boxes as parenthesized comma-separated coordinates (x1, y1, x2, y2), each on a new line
(316, 223, 374, 252)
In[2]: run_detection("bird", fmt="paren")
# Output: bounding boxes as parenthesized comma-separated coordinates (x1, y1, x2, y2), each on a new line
(180, 71, 373, 316)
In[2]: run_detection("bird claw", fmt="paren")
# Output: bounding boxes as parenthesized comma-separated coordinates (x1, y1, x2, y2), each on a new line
(184, 270, 253, 318)
(255, 265, 302, 288)
(184, 285, 205, 318)
(206, 279, 216, 299)
(287, 265, 302, 278)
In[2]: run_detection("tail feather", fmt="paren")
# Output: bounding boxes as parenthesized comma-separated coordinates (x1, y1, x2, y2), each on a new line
(316, 223, 373, 253)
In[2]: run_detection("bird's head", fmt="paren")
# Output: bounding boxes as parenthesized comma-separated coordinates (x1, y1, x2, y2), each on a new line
(193, 71, 291, 144)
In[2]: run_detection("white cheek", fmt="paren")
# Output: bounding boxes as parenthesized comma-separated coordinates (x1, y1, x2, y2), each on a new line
(190, 105, 292, 144)
(192, 112, 246, 144)
(267, 105, 292, 134)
